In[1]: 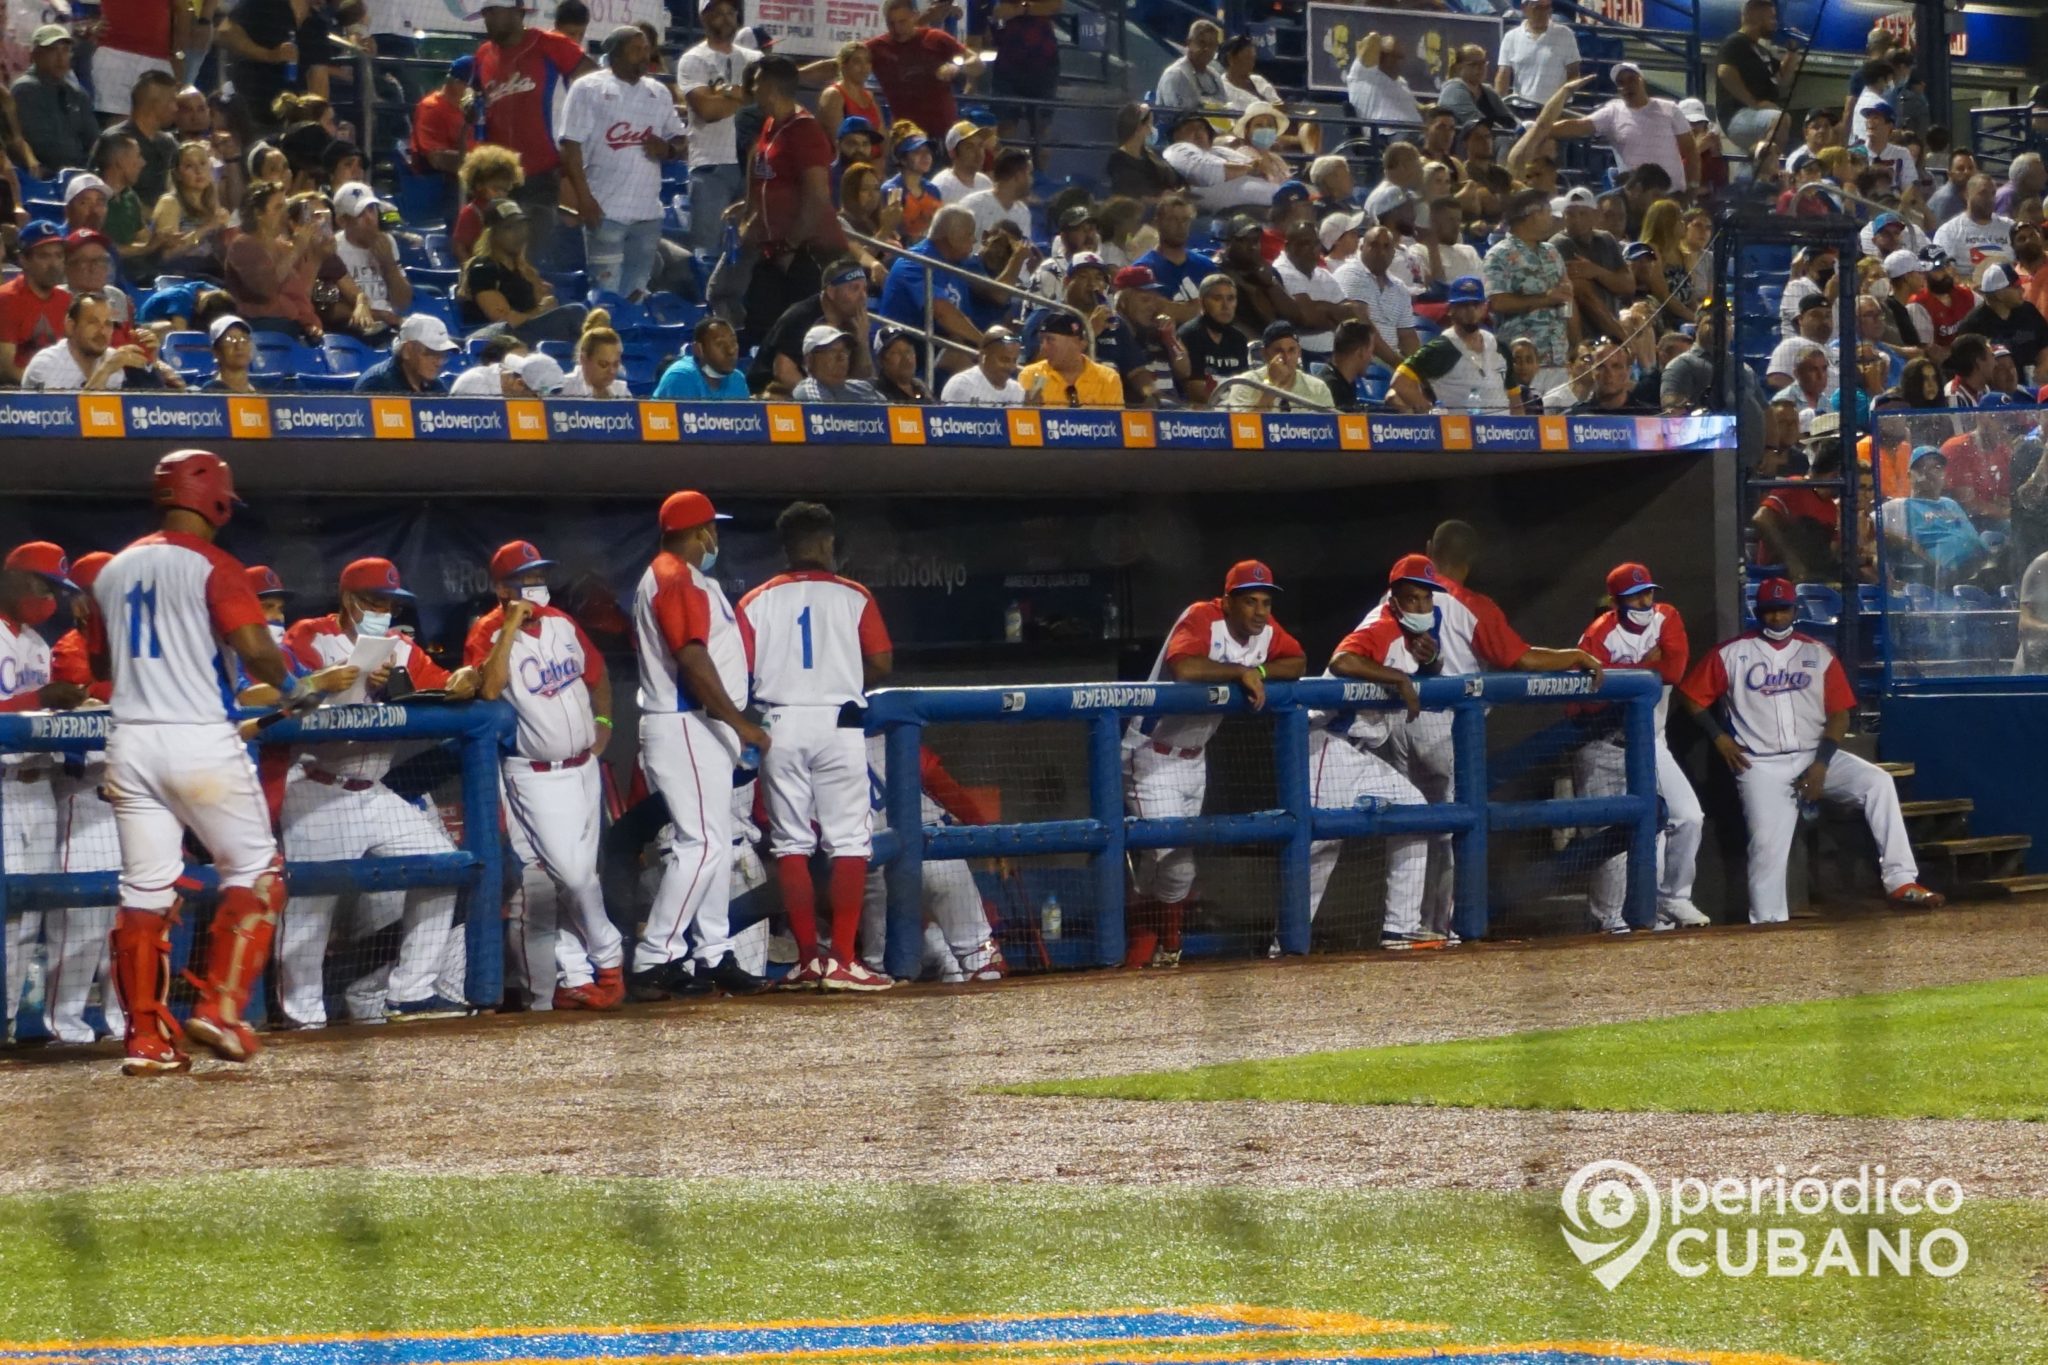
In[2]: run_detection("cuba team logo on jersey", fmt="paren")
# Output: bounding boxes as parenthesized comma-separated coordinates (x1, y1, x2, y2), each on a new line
(518, 652, 584, 698)
(1744, 662, 1814, 694)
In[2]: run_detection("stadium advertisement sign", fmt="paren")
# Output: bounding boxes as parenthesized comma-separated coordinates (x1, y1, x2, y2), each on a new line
(547, 400, 643, 442)
(0, 392, 80, 438)
(1305, 4, 1506, 95)
(261, 396, 374, 438)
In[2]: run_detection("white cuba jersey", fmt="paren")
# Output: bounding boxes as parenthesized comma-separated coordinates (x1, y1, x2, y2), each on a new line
(556, 69, 687, 221)
(94, 532, 267, 725)
(1679, 630, 1856, 758)
(634, 552, 747, 715)
(1124, 598, 1305, 754)
(0, 617, 53, 769)
(464, 605, 603, 761)
(865, 732, 944, 826)
(737, 571, 891, 708)
(285, 616, 454, 781)
(1361, 578, 1529, 675)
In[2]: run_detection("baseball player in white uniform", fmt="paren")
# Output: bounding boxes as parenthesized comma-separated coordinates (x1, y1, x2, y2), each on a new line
(857, 734, 1004, 982)
(1, 542, 87, 1039)
(630, 490, 771, 999)
(44, 550, 127, 1044)
(93, 450, 351, 1074)
(737, 501, 895, 992)
(1570, 562, 1710, 933)
(278, 558, 480, 1027)
(1320, 559, 1445, 950)
(1124, 561, 1306, 968)
(1359, 526, 1603, 936)
(1679, 576, 1945, 922)
(467, 540, 625, 1011)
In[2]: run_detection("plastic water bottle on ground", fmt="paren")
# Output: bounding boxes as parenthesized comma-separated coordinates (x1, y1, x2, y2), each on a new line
(1039, 893, 1062, 940)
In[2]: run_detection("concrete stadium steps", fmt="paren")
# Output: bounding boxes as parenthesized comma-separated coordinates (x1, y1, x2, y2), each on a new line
(1813, 760, 2036, 907)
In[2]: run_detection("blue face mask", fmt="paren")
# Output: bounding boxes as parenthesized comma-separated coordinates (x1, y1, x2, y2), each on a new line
(357, 610, 391, 638)
(700, 542, 719, 573)
(1249, 126, 1279, 150)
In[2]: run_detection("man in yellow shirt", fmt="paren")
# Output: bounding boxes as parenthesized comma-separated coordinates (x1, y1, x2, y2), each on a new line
(1020, 313, 1124, 407)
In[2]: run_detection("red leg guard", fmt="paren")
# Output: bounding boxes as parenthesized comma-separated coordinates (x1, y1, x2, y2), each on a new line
(776, 855, 820, 959)
(111, 909, 186, 1073)
(1159, 899, 1185, 953)
(186, 867, 284, 1063)
(827, 858, 866, 966)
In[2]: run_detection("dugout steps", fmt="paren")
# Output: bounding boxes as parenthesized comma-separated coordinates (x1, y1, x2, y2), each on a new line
(1812, 761, 2038, 905)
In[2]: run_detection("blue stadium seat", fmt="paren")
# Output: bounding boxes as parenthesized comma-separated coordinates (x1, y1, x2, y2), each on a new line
(389, 143, 449, 230)
(588, 290, 649, 331)
(251, 334, 320, 379)
(643, 293, 704, 330)
(546, 270, 588, 299)
(409, 293, 463, 333)
(1951, 584, 1995, 609)
(318, 333, 378, 376)
(162, 330, 214, 380)
(1796, 584, 1841, 624)
(537, 340, 575, 365)
(422, 233, 458, 270)
(405, 265, 462, 291)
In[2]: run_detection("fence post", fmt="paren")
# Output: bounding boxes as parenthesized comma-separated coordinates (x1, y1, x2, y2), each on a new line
(1088, 713, 1126, 968)
(459, 705, 510, 1008)
(1621, 689, 1660, 930)
(883, 719, 925, 981)
(1450, 699, 1489, 942)
(1272, 702, 1312, 955)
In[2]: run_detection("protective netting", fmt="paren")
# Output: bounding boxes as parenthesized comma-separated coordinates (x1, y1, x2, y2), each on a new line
(1489, 701, 1639, 939)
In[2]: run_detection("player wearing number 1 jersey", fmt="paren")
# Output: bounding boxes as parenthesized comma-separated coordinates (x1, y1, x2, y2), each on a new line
(737, 502, 894, 992)
(91, 450, 350, 1075)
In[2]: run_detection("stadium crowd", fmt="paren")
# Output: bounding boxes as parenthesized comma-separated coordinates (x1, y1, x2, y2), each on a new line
(0, 0, 2039, 416)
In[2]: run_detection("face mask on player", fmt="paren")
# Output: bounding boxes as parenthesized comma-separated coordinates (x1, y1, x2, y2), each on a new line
(1625, 606, 1655, 629)
(357, 609, 392, 638)
(1762, 623, 1795, 641)
(267, 622, 287, 645)
(519, 585, 550, 607)
(17, 595, 56, 627)
(700, 541, 719, 573)
(1400, 608, 1436, 634)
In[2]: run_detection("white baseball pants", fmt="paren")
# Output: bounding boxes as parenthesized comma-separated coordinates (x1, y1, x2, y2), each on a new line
(277, 776, 464, 1025)
(760, 705, 871, 859)
(859, 858, 997, 974)
(1307, 728, 1430, 937)
(1123, 743, 1206, 905)
(104, 722, 277, 909)
(48, 771, 126, 1043)
(2, 774, 55, 1027)
(1737, 749, 1919, 924)
(1387, 709, 1457, 933)
(635, 710, 737, 970)
(1572, 738, 1705, 930)
(503, 757, 621, 1000)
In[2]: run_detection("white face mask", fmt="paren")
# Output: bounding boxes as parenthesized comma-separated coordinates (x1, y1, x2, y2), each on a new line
(1249, 127, 1279, 150)
(520, 585, 550, 607)
(267, 622, 286, 645)
(1400, 609, 1436, 634)
(1762, 623, 1795, 641)
(1625, 606, 1656, 628)
(357, 610, 391, 638)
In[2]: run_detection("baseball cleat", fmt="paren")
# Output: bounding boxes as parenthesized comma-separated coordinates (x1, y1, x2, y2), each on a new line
(1604, 925, 1632, 936)
(1146, 944, 1182, 968)
(553, 982, 604, 1010)
(703, 952, 766, 995)
(1380, 929, 1450, 950)
(1888, 882, 1946, 909)
(184, 1009, 261, 1063)
(1659, 899, 1712, 927)
(120, 1035, 191, 1076)
(385, 994, 472, 1022)
(586, 966, 626, 1009)
(821, 958, 894, 992)
(777, 956, 829, 991)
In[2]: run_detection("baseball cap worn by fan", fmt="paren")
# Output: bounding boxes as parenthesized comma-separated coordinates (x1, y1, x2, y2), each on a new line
(1040, 312, 1086, 338)
(512, 352, 566, 394)
(1559, 186, 1599, 211)
(30, 23, 69, 47)
(1677, 97, 1709, 125)
(943, 120, 982, 155)
(340, 558, 413, 598)
(332, 182, 389, 221)
(3, 541, 77, 592)
(1610, 61, 1642, 82)
(1113, 265, 1158, 292)
(398, 314, 460, 353)
(449, 54, 476, 83)
(802, 324, 851, 355)
(490, 540, 556, 582)
(1224, 560, 1281, 594)
(837, 116, 877, 142)
(209, 314, 252, 344)
(1910, 444, 1947, 466)
(63, 174, 108, 206)
(64, 227, 111, 253)
(1980, 262, 2021, 294)
(17, 220, 61, 253)
(1883, 248, 1921, 279)
(659, 490, 732, 532)
(1605, 562, 1657, 599)
(1271, 179, 1311, 207)
(1066, 250, 1107, 274)
(1261, 320, 1297, 346)
(1058, 204, 1097, 231)
(1446, 275, 1486, 305)
(1319, 211, 1365, 251)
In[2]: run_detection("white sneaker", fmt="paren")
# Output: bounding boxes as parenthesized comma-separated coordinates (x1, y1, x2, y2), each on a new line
(1660, 899, 1712, 928)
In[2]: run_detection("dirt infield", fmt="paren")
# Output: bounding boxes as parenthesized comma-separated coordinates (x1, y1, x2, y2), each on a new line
(7, 902, 2048, 1197)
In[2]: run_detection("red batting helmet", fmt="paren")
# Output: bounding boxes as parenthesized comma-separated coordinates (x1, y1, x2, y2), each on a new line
(70, 551, 113, 592)
(153, 448, 241, 527)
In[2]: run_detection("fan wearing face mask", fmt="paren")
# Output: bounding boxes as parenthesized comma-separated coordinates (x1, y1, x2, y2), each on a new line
(1678, 576, 1946, 923)
(465, 540, 628, 1013)
(276, 557, 481, 1029)
(1567, 562, 1708, 936)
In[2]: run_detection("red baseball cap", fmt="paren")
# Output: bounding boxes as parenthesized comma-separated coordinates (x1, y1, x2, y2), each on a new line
(1387, 554, 1442, 590)
(5, 541, 77, 590)
(489, 539, 555, 582)
(71, 551, 113, 591)
(1223, 559, 1279, 594)
(1605, 562, 1657, 600)
(63, 227, 112, 254)
(1754, 577, 1797, 608)
(246, 564, 292, 598)
(659, 490, 730, 532)
(339, 557, 412, 598)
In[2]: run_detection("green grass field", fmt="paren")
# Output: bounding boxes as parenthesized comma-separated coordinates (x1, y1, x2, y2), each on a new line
(1002, 976, 2048, 1121)
(1, 1175, 2045, 1363)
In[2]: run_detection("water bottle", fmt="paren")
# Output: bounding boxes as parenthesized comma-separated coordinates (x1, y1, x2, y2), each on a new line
(1039, 892, 1062, 940)
(1004, 601, 1023, 643)
(739, 743, 761, 771)
(1798, 795, 1821, 824)
(1353, 794, 1390, 813)
(1100, 594, 1120, 640)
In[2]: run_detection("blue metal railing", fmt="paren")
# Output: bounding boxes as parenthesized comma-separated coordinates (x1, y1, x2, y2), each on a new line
(867, 672, 1662, 977)
(0, 702, 514, 1013)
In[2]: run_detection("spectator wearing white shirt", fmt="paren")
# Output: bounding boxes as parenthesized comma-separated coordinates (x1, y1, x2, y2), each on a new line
(1550, 63, 1696, 195)
(560, 27, 690, 299)
(930, 122, 995, 204)
(959, 148, 1035, 241)
(1495, 0, 1580, 106)
(22, 293, 171, 391)
(1155, 20, 1226, 111)
(1784, 108, 1835, 175)
(1408, 196, 1484, 293)
(1859, 211, 1927, 263)
(1364, 142, 1423, 222)
(1334, 225, 1419, 370)
(331, 182, 412, 338)
(1848, 59, 1896, 145)
(1933, 174, 2017, 268)
(1033, 205, 1102, 298)
(1161, 109, 1281, 212)
(1390, 275, 1512, 415)
(674, 0, 761, 256)
(1855, 100, 1917, 193)
(1345, 32, 1423, 130)
(939, 325, 1026, 405)
(451, 348, 567, 396)
(1777, 245, 1831, 338)
(556, 316, 629, 398)
(1766, 300, 1837, 392)
(1271, 218, 1356, 361)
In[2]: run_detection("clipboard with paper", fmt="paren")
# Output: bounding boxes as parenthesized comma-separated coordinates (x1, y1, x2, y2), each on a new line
(333, 634, 399, 704)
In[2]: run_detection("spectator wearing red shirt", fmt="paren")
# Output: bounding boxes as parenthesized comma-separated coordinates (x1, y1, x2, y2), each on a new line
(473, 0, 595, 268)
(0, 221, 71, 385)
(412, 55, 477, 176)
(972, 0, 1061, 160)
(94, 0, 188, 118)
(1752, 432, 1843, 583)
(740, 55, 844, 348)
(1941, 422, 2016, 525)
(1910, 251, 1977, 350)
(865, 0, 981, 151)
